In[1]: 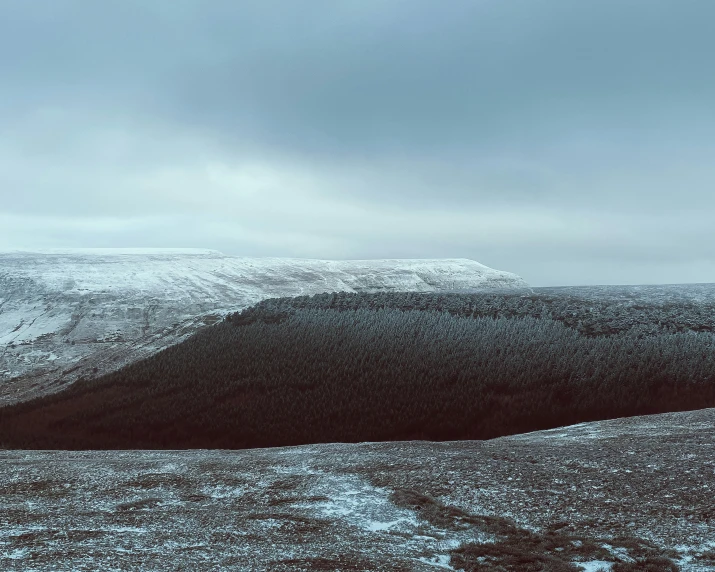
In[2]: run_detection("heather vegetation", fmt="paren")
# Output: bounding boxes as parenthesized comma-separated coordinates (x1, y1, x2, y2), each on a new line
(1, 290, 714, 449)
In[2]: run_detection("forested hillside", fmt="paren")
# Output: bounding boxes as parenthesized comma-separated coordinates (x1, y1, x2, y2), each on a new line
(231, 286, 715, 337)
(1, 288, 714, 449)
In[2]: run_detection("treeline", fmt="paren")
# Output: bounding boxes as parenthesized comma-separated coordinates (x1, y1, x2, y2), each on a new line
(1, 297, 714, 450)
(228, 288, 715, 338)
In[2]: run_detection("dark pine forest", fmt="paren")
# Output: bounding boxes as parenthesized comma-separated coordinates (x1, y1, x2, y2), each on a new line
(1, 288, 715, 449)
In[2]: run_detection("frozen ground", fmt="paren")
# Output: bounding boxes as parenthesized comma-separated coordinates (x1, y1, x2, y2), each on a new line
(1, 408, 714, 571)
(0, 249, 526, 405)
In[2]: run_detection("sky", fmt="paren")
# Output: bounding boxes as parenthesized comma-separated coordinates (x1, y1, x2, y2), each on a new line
(1, 0, 714, 286)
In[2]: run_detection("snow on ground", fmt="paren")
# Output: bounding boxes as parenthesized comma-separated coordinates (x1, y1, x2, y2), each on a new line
(579, 562, 613, 572)
(0, 249, 527, 404)
(1, 408, 714, 571)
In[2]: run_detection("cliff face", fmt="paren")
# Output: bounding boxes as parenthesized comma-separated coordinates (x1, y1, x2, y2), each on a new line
(0, 249, 527, 404)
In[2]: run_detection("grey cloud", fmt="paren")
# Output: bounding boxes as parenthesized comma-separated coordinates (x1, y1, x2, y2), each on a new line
(150, 0, 715, 157)
(4, 0, 715, 152)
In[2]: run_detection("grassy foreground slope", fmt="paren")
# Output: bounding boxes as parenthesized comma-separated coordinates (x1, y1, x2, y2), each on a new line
(3, 409, 714, 570)
(1, 287, 715, 449)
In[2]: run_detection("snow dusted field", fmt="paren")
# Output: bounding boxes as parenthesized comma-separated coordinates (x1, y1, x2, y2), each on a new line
(0, 249, 526, 405)
(1, 408, 714, 571)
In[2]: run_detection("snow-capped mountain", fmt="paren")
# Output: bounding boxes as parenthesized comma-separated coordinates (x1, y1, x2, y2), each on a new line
(0, 249, 527, 404)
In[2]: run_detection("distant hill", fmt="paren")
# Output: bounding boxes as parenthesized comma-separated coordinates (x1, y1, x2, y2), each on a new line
(0, 249, 527, 404)
(2, 287, 714, 450)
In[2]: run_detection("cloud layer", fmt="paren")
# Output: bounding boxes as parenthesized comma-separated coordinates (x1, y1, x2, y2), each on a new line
(1, 0, 714, 285)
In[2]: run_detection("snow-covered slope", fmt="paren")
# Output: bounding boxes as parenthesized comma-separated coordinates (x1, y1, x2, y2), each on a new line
(0, 249, 527, 404)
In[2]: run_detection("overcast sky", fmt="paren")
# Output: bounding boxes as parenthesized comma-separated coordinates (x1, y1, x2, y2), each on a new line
(1, 0, 714, 286)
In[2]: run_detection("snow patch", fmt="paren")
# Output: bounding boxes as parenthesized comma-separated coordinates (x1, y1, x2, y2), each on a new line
(366, 518, 416, 532)
(418, 554, 455, 569)
(577, 561, 614, 572)
(2, 548, 29, 560)
(312, 475, 418, 534)
(100, 526, 148, 534)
